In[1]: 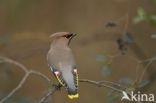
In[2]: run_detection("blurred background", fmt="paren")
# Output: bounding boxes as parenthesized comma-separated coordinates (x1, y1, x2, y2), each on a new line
(0, 0, 156, 103)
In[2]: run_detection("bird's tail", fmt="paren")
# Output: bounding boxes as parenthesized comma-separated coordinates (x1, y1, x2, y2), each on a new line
(68, 93, 79, 99)
(67, 89, 79, 99)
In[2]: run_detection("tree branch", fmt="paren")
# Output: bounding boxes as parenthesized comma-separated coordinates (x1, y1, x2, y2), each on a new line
(79, 79, 124, 93)
(38, 79, 125, 103)
(1, 55, 156, 103)
(0, 56, 50, 103)
(38, 84, 61, 103)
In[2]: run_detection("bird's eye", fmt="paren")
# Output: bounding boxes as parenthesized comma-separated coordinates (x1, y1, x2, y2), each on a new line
(63, 34, 73, 39)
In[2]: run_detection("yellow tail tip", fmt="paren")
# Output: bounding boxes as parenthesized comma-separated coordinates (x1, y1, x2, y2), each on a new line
(68, 93, 79, 99)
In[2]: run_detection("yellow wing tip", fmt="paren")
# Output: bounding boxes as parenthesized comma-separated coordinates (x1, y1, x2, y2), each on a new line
(68, 93, 79, 99)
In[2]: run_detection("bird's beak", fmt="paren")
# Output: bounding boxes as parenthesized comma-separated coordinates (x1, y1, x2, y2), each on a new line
(72, 33, 77, 37)
(68, 33, 77, 45)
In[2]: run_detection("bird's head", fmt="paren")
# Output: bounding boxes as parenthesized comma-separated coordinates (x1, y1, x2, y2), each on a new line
(50, 32, 77, 45)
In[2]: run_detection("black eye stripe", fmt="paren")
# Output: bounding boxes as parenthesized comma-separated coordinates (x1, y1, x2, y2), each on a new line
(66, 34, 72, 38)
(63, 34, 73, 39)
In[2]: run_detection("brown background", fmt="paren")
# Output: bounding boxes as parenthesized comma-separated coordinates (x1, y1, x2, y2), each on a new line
(0, 0, 156, 103)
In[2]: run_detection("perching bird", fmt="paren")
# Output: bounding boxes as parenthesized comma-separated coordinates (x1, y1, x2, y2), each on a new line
(47, 32, 79, 99)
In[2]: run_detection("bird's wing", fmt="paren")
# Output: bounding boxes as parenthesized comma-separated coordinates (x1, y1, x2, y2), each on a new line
(47, 48, 76, 71)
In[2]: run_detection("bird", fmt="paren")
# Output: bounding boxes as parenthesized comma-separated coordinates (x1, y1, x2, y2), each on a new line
(47, 32, 79, 99)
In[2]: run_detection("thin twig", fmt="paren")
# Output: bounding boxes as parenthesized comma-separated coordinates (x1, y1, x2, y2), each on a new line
(0, 56, 50, 103)
(139, 61, 153, 83)
(79, 79, 123, 93)
(107, 52, 121, 64)
(1, 55, 156, 103)
(98, 80, 126, 88)
(0, 73, 29, 103)
(39, 85, 60, 103)
(0, 56, 28, 72)
(135, 55, 156, 84)
(38, 79, 125, 103)
(38, 55, 156, 103)
(30, 70, 51, 82)
(140, 56, 156, 63)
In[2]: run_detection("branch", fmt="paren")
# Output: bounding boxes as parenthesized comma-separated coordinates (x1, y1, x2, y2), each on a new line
(38, 79, 125, 103)
(79, 79, 124, 93)
(38, 85, 61, 103)
(134, 55, 156, 84)
(1, 55, 156, 103)
(0, 56, 51, 103)
(38, 55, 155, 103)
(0, 73, 29, 103)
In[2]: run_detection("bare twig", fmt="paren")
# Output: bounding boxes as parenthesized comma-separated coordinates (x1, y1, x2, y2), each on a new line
(138, 61, 153, 83)
(38, 85, 61, 103)
(107, 54, 156, 86)
(0, 56, 50, 103)
(107, 52, 121, 64)
(0, 56, 50, 82)
(140, 56, 156, 63)
(0, 73, 29, 103)
(1, 55, 156, 103)
(79, 79, 124, 93)
(135, 56, 156, 84)
(38, 55, 156, 103)
(29, 70, 51, 82)
(38, 79, 125, 103)
(0, 56, 126, 103)
(39, 79, 128, 103)
(0, 56, 28, 72)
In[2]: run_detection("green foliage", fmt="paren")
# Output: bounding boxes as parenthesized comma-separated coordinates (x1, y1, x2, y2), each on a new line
(96, 53, 151, 103)
(133, 7, 147, 23)
(133, 7, 156, 26)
